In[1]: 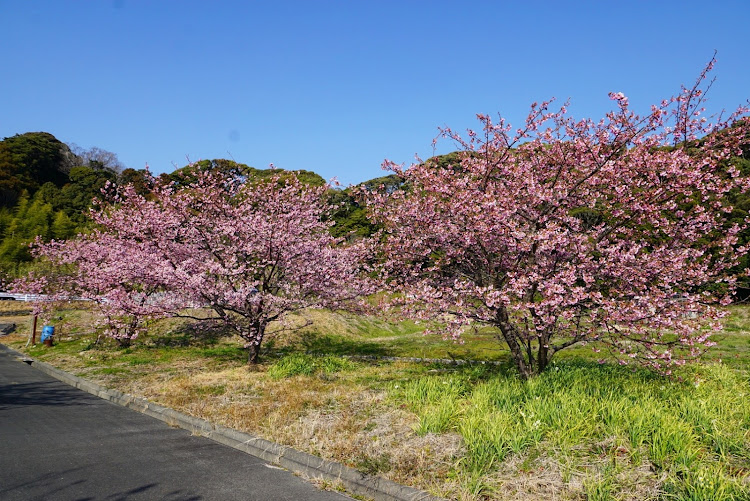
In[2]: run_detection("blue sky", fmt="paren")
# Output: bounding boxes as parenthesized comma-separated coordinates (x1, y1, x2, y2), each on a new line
(2, 1, 748, 186)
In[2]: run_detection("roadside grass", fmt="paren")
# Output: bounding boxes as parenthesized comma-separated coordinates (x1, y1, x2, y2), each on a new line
(395, 361, 750, 499)
(1, 303, 749, 500)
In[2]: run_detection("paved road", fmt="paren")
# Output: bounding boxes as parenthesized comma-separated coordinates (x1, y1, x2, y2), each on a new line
(0, 349, 350, 500)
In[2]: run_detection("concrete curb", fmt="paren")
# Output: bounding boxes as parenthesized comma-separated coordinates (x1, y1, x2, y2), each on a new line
(0, 343, 442, 501)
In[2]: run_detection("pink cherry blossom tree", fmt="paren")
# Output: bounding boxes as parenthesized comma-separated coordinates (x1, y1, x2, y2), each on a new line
(30, 170, 373, 361)
(23, 241, 180, 347)
(366, 59, 750, 379)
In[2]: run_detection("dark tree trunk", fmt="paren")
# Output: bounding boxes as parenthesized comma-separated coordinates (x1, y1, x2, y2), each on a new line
(494, 310, 558, 379)
(537, 331, 551, 373)
(117, 338, 132, 348)
(245, 321, 267, 365)
(496, 307, 534, 380)
(247, 343, 260, 364)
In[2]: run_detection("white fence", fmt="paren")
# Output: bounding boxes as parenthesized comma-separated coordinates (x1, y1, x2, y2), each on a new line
(0, 293, 90, 302)
(0, 293, 45, 302)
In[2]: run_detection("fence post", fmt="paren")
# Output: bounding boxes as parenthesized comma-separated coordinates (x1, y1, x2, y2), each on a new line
(31, 315, 37, 345)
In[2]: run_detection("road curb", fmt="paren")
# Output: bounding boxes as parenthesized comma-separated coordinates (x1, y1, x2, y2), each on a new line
(0, 343, 442, 501)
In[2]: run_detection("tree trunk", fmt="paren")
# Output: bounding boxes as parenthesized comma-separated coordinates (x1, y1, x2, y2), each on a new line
(245, 321, 267, 365)
(247, 343, 260, 364)
(537, 331, 550, 373)
(496, 307, 534, 380)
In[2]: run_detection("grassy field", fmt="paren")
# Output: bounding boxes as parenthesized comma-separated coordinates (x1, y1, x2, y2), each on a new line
(1, 301, 748, 500)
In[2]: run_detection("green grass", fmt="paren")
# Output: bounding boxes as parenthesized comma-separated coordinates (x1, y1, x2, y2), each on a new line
(704, 305, 750, 370)
(267, 353, 358, 379)
(393, 360, 750, 499)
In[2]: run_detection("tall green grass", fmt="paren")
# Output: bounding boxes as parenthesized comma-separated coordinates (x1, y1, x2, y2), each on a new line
(267, 353, 357, 379)
(394, 361, 750, 499)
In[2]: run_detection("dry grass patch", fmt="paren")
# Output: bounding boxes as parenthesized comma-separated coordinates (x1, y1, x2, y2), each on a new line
(485, 448, 663, 501)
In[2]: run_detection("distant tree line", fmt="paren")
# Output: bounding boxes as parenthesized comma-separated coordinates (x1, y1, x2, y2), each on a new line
(0, 132, 143, 277)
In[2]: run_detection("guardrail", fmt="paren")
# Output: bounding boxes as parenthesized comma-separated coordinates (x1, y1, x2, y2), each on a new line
(0, 293, 45, 302)
(0, 293, 91, 302)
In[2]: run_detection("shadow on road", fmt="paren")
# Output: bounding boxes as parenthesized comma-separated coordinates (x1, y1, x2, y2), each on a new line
(0, 381, 92, 410)
(0, 467, 90, 499)
(0, 466, 203, 500)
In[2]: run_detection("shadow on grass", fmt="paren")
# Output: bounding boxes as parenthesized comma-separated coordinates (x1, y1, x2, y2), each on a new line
(416, 357, 677, 387)
(297, 332, 393, 357)
(149, 320, 233, 348)
(191, 344, 247, 363)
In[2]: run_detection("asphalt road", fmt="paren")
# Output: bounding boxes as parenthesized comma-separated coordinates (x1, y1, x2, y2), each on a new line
(0, 349, 351, 500)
